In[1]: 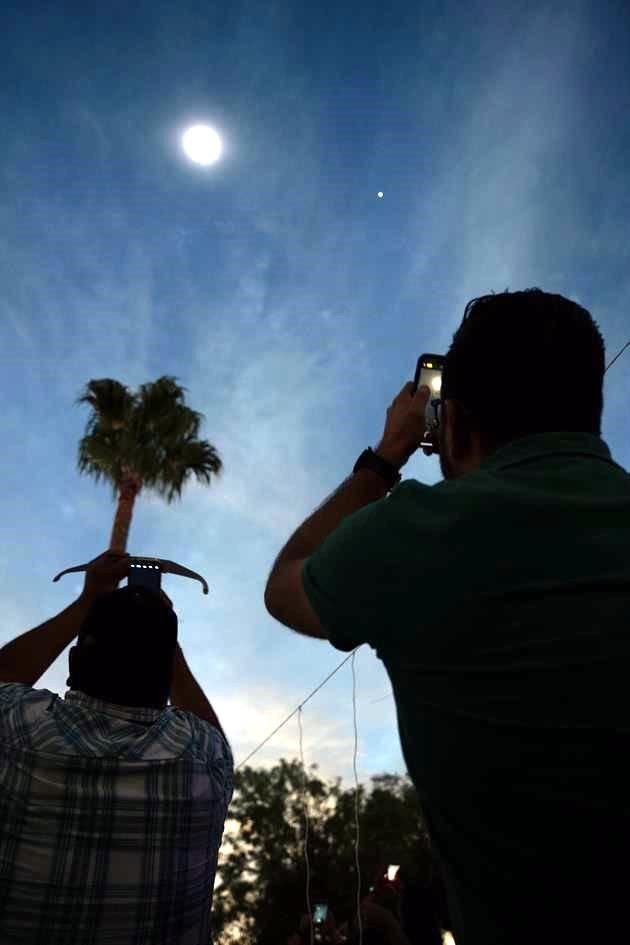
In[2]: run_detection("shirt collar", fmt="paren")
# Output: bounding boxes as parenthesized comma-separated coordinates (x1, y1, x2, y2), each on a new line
(477, 431, 622, 474)
(64, 689, 166, 724)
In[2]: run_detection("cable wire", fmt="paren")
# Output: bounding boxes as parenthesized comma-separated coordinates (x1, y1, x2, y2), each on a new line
(236, 649, 358, 769)
(352, 650, 363, 945)
(369, 691, 393, 704)
(298, 707, 313, 945)
(604, 341, 629, 374)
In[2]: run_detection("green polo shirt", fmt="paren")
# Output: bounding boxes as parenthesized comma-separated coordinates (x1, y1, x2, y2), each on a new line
(302, 432, 630, 945)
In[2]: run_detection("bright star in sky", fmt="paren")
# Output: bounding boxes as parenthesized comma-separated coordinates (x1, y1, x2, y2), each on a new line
(181, 124, 222, 166)
(377, 191, 383, 198)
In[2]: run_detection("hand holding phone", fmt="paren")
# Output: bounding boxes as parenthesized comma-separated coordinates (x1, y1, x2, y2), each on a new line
(413, 353, 444, 456)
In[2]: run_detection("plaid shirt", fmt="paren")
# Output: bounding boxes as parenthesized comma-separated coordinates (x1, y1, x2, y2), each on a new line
(0, 683, 234, 945)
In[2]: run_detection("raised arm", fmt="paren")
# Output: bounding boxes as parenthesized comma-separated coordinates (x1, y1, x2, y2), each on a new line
(159, 591, 226, 740)
(169, 642, 226, 739)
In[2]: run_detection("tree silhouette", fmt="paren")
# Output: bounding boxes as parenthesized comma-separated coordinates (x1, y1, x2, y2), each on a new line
(212, 760, 450, 945)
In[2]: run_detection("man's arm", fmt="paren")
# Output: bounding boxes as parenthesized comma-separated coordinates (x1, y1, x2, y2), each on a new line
(154, 591, 226, 736)
(0, 595, 94, 686)
(170, 643, 226, 738)
(264, 558, 329, 640)
(0, 587, 226, 738)
(264, 456, 397, 636)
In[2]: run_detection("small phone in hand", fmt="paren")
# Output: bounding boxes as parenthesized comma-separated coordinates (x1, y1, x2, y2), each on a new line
(127, 560, 162, 594)
(413, 353, 444, 454)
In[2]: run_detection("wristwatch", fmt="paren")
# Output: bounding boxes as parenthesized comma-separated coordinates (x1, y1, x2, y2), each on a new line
(353, 447, 402, 492)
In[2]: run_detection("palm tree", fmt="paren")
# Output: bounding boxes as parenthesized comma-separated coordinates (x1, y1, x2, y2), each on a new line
(75, 375, 223, 552)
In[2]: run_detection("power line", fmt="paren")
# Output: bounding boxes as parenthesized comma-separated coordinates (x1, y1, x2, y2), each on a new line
(236, 649, 358, 768)
(605, 340, 629, 374)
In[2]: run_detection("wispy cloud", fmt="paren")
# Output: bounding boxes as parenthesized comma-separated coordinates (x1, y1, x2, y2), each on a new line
(1, 0, 629, 798)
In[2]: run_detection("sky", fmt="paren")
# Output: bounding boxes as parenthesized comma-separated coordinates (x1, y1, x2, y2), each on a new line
(0, 0, 629, 789)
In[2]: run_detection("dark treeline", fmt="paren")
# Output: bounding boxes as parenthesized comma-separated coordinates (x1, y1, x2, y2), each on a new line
(213, 760, 451, 944)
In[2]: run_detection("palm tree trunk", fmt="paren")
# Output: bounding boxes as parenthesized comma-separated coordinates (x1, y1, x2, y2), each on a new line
(109, 468, 143, 553)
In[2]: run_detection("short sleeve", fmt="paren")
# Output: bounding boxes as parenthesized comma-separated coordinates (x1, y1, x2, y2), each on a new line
(302, 482, 419, 655)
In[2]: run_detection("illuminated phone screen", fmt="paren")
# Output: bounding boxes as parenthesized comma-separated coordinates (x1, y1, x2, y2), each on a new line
(414, 354, 444, 447)
(128, 562, 162, 594)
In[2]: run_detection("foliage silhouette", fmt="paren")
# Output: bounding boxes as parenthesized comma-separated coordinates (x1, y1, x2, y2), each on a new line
(212, 759, 449, 945)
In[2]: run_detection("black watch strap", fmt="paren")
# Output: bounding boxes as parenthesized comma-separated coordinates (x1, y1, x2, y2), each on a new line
(353, 447, 402, 491)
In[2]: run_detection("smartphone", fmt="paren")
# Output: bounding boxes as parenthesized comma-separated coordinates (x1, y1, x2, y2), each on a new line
(313, 903, 328, 924)
(412, 353, 445, 450)
(127, 559, 162, 594)
(386, 865, 400, 882)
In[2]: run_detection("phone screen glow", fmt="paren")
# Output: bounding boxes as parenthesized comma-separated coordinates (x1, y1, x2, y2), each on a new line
(419, 364, 442, 440)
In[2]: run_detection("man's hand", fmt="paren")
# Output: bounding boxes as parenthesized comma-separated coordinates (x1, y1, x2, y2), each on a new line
(81, 551, 131, 601)
(376, 382, 433, 468)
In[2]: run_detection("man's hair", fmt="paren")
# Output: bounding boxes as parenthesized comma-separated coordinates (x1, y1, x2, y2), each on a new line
(441, 288, 606, 452)
(68, 585, 178, 709)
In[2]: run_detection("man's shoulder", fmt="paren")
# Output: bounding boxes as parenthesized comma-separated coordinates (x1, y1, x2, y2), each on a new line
(171, 707, 234, 767)
(390, 475, 479, 526)
(0, 681, 43, 703)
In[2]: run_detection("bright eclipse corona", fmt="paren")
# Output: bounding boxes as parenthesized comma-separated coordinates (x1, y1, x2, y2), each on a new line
(181, 124, 222, 166)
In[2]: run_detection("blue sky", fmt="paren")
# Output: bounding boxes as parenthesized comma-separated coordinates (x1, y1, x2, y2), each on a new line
(0, 0, 628, 787)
